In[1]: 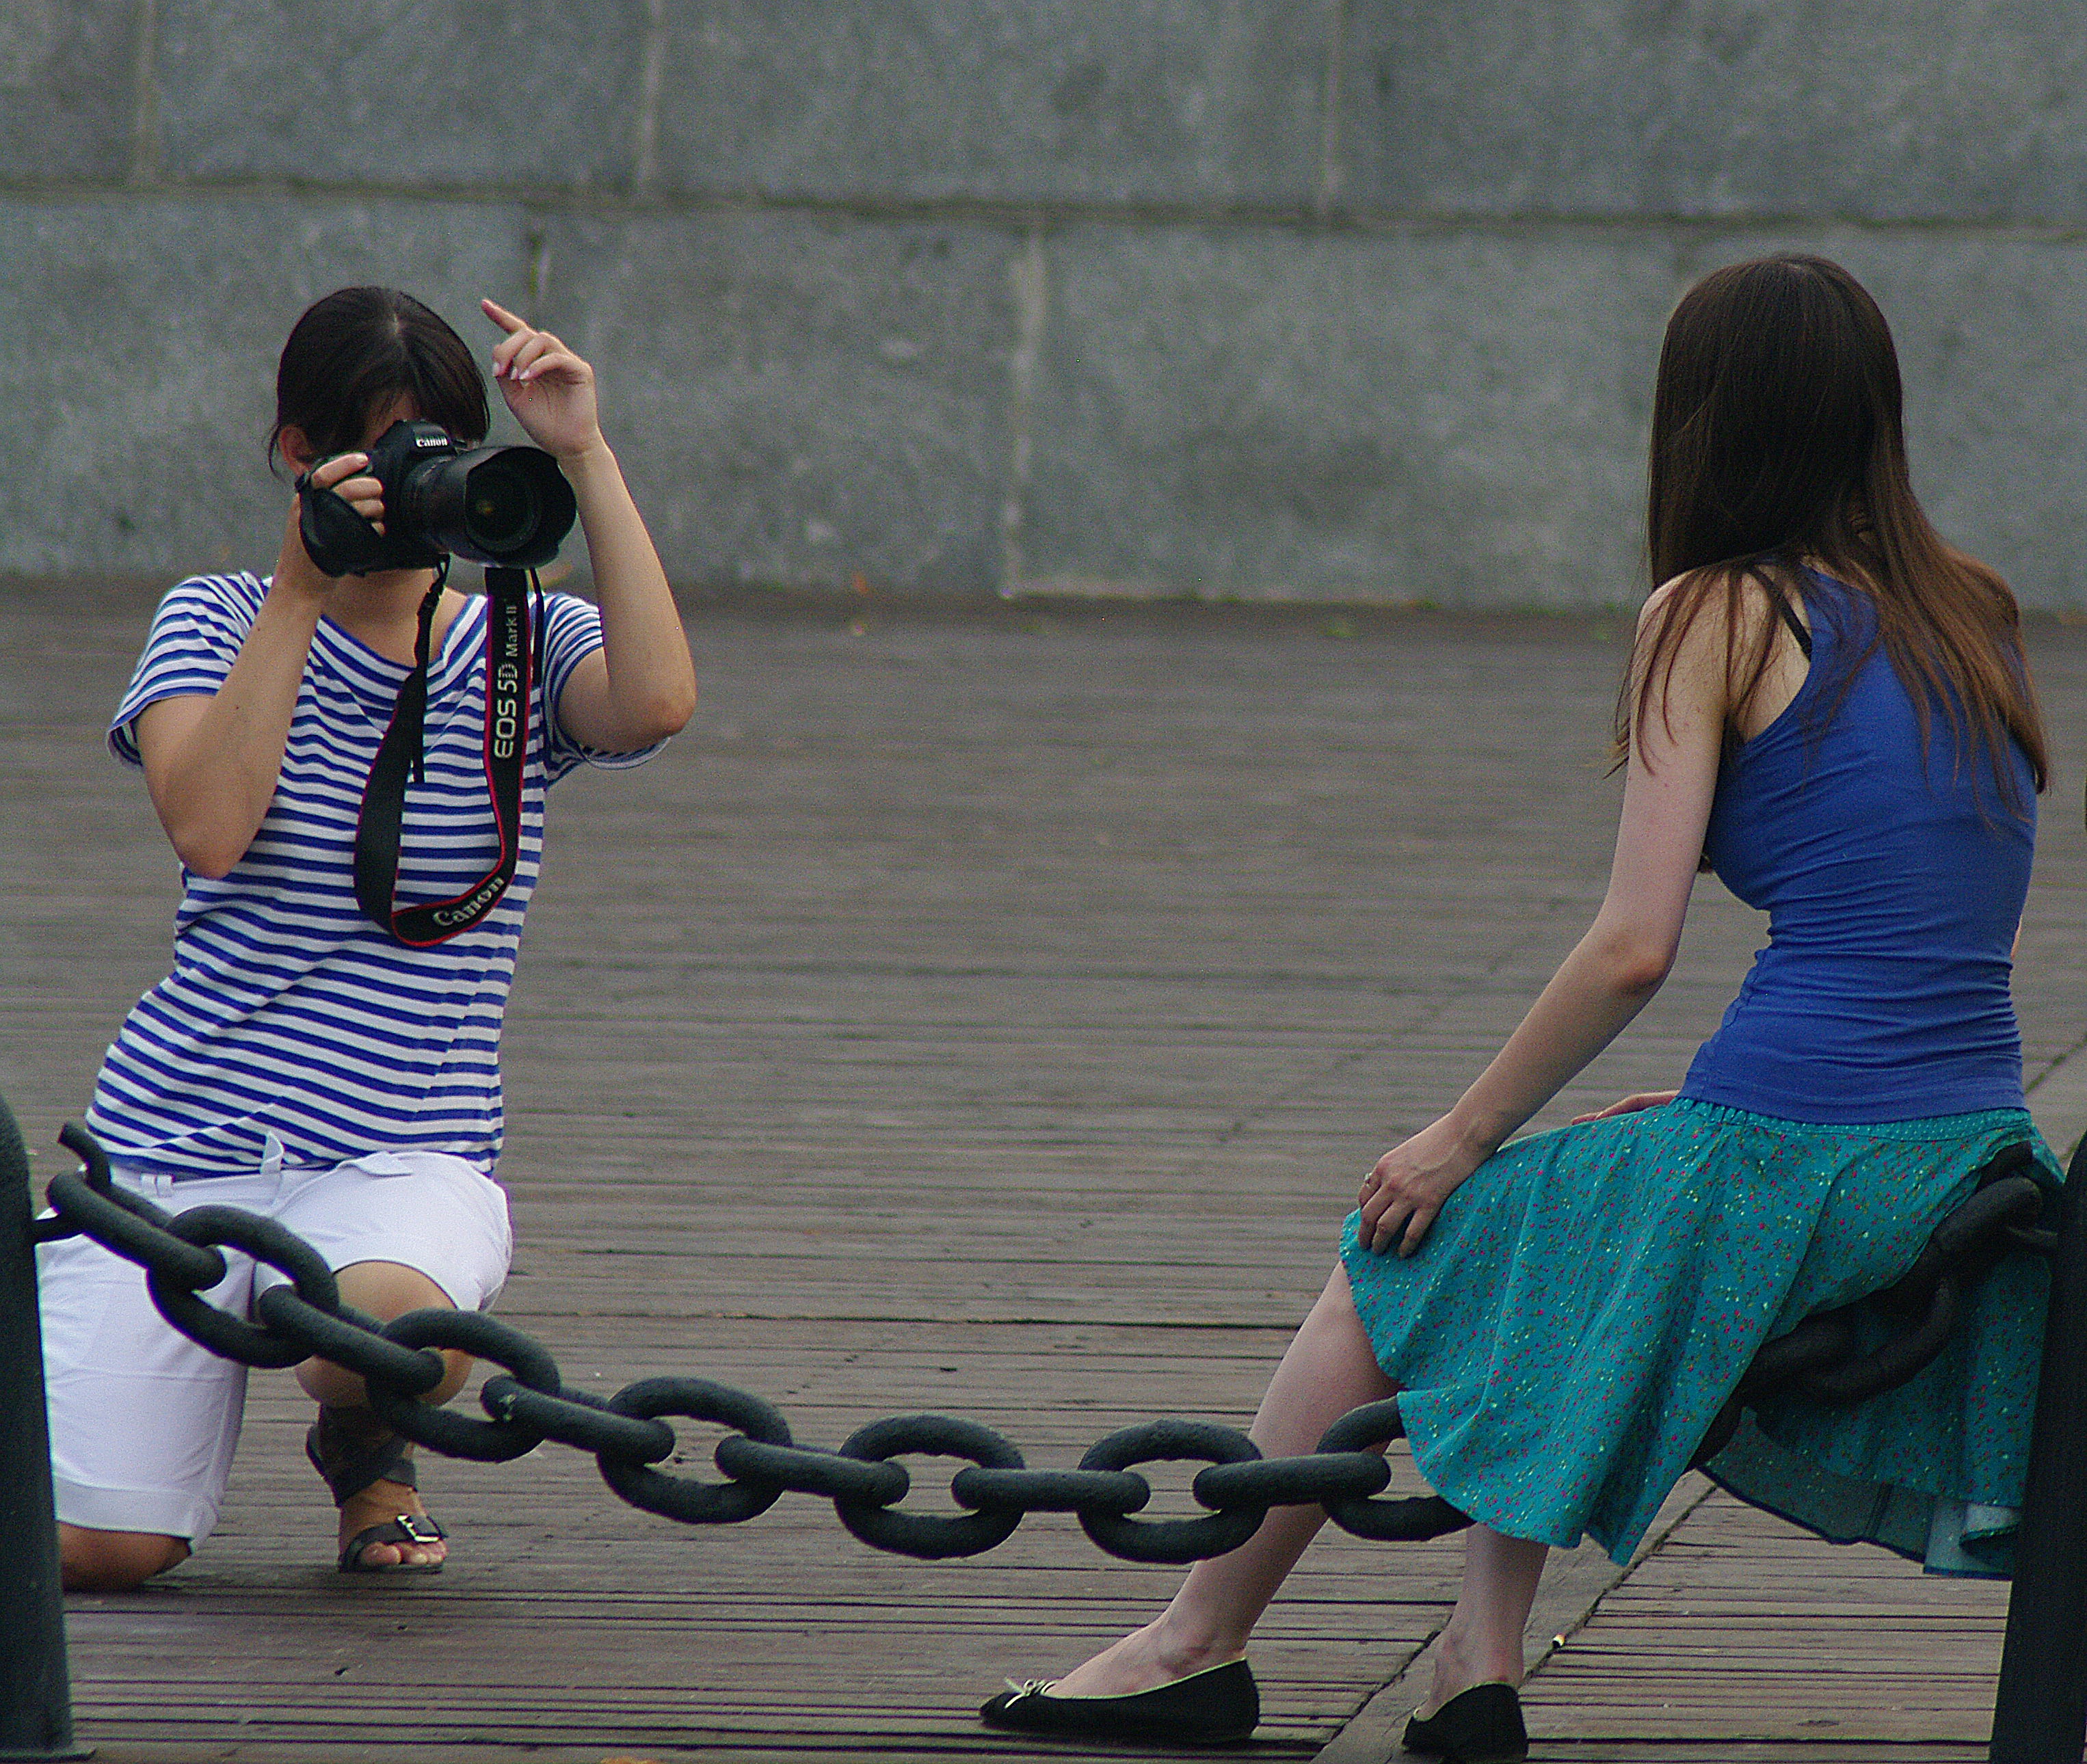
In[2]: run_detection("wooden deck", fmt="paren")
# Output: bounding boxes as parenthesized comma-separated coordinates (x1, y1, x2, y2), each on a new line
(4, 578, 2084, 1762)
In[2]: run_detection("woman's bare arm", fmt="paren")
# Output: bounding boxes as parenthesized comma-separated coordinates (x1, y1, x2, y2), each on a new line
(136, 455, 379, 877)
(1357, 579, 1733, 1255)
(481, 299, 695, 753)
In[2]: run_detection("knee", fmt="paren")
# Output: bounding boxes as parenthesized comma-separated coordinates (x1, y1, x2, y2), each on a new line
(59, 1525, 189, 1592)
(1303, 1265, 1374, 1350)
(300, 1345, 472, 1411)
(299, 1261, 467, 1408)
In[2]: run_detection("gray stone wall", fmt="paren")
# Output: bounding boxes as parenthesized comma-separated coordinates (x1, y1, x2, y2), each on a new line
(5, 1, 2086, 606)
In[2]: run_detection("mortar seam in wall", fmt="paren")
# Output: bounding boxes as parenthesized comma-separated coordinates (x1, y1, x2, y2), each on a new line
(1000, 228, 1048, 599)
(128, 0, 161, 186)
(631, 0, 667, 198)
(8, 173, 2085, 245)
(1316, 0, 1350, 222)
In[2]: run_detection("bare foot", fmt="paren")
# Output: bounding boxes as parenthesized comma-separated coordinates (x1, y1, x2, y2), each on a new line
(337, 1475, 447, 1571)
(1046, 1618, 1244, 1699)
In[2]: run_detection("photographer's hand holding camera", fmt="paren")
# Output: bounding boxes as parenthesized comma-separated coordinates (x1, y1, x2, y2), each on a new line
(140, 299, 691, 879)
(46, 288, 694, 1589)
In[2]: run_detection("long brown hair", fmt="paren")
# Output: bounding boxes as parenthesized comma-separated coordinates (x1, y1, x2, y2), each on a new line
(1617, 254, 2047, 802)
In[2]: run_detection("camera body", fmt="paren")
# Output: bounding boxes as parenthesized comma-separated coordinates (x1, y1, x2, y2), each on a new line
(299, 420, 578, 577)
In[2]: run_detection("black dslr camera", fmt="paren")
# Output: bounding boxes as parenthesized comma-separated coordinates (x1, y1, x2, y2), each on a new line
(297, 419, 577, 577)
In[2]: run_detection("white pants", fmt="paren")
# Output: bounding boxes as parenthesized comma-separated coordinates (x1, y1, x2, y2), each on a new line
(37, 1146, 511, 1545)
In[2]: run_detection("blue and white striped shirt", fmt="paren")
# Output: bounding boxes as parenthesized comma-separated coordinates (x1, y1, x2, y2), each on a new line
(86, 572, 659, 1179)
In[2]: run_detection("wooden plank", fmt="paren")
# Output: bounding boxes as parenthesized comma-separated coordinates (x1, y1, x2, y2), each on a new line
(1524, 1491, 2012, 1746)
(8, 585, 2087, 1759)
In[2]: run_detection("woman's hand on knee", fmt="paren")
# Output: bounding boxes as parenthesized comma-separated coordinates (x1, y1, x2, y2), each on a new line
(1359, 1117, 1483, 1257)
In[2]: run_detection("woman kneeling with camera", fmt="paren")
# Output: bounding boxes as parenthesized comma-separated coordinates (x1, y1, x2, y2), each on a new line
(40, 286, 695, 1583)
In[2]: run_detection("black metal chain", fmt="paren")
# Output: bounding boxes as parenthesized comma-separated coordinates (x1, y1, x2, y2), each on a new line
(31, 1125, 2051, 1564)
(1688, 1142, 2050, 1466)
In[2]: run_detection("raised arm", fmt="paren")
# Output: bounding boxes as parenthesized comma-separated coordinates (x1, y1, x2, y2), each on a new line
(481, 299, 696, 752)
(1357, 581, 1732, 1255)
(135, 454, 382, 878)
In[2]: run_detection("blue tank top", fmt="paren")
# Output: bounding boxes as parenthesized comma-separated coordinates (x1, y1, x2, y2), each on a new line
(1679, 576, 2035, 1123)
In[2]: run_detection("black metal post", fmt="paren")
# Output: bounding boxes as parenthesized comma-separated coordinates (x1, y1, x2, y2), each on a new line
(0, 1094, 90, 1761)
(1991, 1134, 2087, 1763)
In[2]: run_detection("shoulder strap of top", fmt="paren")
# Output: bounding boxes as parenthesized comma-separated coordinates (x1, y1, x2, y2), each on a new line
(1776, 593, 1813, 658)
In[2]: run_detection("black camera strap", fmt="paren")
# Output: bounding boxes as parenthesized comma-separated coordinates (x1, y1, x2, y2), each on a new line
(354, 564, 535, 949)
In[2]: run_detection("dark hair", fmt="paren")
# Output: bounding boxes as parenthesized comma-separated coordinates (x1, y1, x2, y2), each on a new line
(1619, 253, 2047, 800)
(268, 286, 489, 470)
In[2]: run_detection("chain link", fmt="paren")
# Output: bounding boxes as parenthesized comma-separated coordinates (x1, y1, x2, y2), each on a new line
(1690, 1143, 2048, 1465)
(32, 1127, 2051, 1563)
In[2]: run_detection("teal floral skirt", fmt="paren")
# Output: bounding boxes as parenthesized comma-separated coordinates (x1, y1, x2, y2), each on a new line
(1338, 1099, 2058, 1575)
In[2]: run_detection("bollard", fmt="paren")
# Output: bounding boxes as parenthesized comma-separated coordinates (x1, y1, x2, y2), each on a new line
(1989, 1133, 2087, 1763)
(0, 1095, 90, 1761)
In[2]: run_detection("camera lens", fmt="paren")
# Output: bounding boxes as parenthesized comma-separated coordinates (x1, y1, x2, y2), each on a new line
(464, 461, 538, 553)
(394, 442, 576, 567)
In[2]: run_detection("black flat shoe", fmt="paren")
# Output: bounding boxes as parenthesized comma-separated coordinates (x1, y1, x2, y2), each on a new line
(980, 1658, 1258, 1746)
(1402, 1682, 1527, 1762)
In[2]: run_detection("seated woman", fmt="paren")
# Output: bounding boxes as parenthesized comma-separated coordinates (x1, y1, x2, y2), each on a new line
(979, 253, 2058, 1759)
(40, 286, 695, 1585)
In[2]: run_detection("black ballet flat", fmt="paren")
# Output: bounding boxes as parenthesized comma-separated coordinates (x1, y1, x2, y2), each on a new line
(979, 1657, 1259, 1746)
(1402, 1682, 1528, 1762)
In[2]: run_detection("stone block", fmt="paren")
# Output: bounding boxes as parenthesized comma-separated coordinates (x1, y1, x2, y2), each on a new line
(12, 204, 2087, 609)
(533, 210, 1019, 594)
(1672, 232, 2087, 607)
(1019, 226, 2087, 609)
(0, 0, 138, 181)
(0, 196, 527, 578)
(152, 0, 648, 189)
(1018, 226, 1674, 606)
(1340, 0, 2087, 224)
(650, 0, 1333, 205)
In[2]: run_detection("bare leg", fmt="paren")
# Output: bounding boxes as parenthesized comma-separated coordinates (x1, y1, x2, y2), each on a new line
(1419, 1524, 1548, 1715)
(1049, 1263, 1395, 1696)
(295, 1260, 470, 1570)
(59, 1525, 189, 1592)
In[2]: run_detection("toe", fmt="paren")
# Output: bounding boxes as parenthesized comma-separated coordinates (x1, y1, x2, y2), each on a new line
(350, 1536, 445, 1569)
(337, 1475, 445, 1568)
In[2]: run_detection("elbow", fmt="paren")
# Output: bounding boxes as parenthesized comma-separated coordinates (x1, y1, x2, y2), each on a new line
(1614, 952, 1675, 1002)
(170, 831, 245, 879)
(558, 682, 695, 753)
(154, 802, 250, 879)
(631, 680, 697, 745)
(1589, 926, 1678, 1001)
(659, 680, 697, 739)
